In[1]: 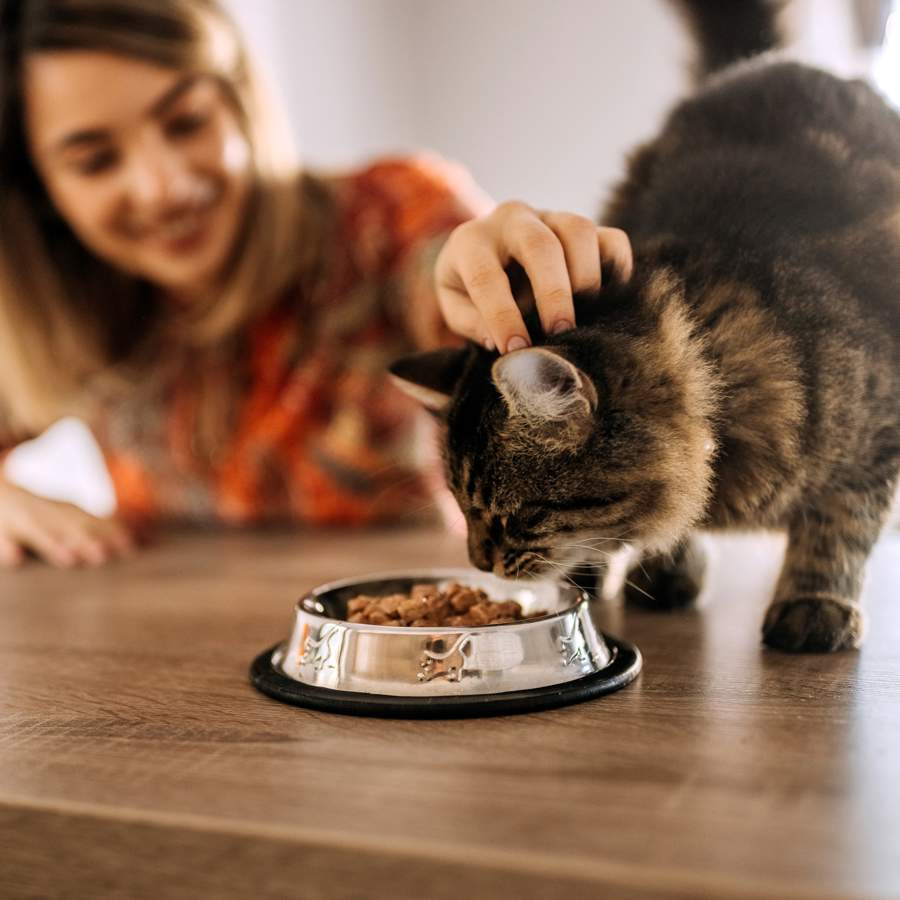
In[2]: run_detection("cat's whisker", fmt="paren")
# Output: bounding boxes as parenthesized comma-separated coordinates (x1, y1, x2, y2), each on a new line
(447, 511, 466, 533)
(366, 460, 408, 478)
(540, 569, 581, 590)
(529, 552, 604, 576)
(556, 526, 637, 551)
(636, 557, 650, 582)
(556, 544, 616, 558)
(404, 496, 443, 517)
(564, 535, 623, 548)
(528, 550, 658, 604)
(565, 541, 626, 556)
(622, 577, 655, 602)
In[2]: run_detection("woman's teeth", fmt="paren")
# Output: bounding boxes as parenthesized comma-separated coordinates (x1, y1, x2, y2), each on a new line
(159, 214, 204, 240)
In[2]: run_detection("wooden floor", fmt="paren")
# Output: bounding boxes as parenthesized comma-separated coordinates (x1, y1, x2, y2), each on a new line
(1, 526, 898, 899)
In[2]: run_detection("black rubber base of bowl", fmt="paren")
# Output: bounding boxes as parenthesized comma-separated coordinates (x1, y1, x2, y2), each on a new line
(249, 634, 641, 719)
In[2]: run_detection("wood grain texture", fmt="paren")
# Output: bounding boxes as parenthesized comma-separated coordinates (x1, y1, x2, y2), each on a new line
(1, 526, 898, 900)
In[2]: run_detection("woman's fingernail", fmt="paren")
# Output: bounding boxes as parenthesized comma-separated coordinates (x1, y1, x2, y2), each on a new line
(506, 336, 529, 352)
(484, 337, 496, 352)
(552, 319, 574, 335)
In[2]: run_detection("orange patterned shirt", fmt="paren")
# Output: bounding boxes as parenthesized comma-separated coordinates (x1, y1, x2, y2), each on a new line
(90, 155, 490, 527)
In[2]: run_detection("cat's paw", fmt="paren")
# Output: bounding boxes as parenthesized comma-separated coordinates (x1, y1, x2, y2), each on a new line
(624, 542, 706, 611)
(762, 597, 865, 652)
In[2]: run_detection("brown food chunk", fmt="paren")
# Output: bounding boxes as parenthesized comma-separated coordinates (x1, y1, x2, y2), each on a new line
(376, 594, 405, 617)
(344, 582, 543, 627)
(448, 589, 479, 613)
(397, 596, 427, 622)
(492, 600, 522, 619)
(347, 596, 373, 614)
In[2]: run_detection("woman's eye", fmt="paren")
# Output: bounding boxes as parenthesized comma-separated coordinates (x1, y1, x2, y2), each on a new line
(76, 150, 117, 176)
(166, 112, 209, 137)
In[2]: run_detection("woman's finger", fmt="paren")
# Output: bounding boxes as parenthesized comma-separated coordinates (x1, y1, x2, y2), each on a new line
(508, 214, 575, 339)
(32, 506, 102, 566)
(51, 503, 134, 563)
(62, 531, 109, 566)
(14, 523, 76, 568)
(436, 285, 494, 348)
(597, 226, 634, 283)
(88, 517, 135, 557)
(443, 239, 529, 353)
(538, 211, 603, 295)
(0, 535, 24, 568)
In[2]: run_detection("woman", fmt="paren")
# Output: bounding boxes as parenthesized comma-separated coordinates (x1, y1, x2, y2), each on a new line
(0, 0, 631, 568)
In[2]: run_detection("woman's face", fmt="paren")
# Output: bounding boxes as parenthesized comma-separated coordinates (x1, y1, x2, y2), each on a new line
(24, 51, 252, 298)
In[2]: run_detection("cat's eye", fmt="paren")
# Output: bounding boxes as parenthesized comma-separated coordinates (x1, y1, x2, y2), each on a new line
(499, 511, 542, 541)
(518, 505, 550, 528)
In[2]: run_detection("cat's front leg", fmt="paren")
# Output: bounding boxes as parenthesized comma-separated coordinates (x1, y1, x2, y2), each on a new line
(763, 470, 898, 652)
(623, 534, 707, 611)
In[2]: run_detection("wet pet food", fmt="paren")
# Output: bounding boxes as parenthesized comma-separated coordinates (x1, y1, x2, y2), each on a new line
(346, 582, 546, 627)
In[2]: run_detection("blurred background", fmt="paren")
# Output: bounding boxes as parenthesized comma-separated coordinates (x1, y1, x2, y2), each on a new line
(5, 0, 899, 516)
(224, 0, 888, 215)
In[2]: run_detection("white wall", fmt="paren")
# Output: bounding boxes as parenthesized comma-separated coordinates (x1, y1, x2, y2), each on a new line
(407, 0, 692, 215)
(226, 0, 869, 216)
(228, 0, 692, 216)
(226, 0, 420, 166)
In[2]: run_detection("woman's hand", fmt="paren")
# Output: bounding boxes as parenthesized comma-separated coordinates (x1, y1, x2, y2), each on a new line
(0, 479, 135, 568)
(435, 201, 633, 353)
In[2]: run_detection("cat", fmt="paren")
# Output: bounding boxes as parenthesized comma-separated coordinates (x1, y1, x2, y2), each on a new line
(390, 0, 900, 653)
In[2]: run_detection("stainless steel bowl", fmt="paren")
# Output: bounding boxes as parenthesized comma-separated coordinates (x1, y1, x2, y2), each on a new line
(251, 569, 641, 716)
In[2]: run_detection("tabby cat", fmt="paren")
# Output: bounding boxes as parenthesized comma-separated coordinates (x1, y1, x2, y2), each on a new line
(391, 0, 900, 652)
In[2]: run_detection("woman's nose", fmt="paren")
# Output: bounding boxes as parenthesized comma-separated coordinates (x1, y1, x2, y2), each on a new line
(124, 134, 193, 219)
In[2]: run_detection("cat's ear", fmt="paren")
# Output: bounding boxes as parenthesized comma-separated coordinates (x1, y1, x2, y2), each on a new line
(491, 347, 598, 429)
(389, 347, 469, 415)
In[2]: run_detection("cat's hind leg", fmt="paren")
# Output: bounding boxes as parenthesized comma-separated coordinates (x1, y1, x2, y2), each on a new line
(623, 533, 707, 611)
(763, 459, 899, 652)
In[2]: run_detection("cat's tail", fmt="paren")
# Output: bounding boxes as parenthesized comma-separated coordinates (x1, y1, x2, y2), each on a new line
(669, 0, 786, 82)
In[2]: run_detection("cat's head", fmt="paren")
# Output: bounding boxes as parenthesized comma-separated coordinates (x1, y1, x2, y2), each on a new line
(390, 270, 717, 578)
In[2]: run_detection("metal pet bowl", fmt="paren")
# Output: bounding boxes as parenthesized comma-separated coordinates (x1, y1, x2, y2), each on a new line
(250, 568, 641, 718)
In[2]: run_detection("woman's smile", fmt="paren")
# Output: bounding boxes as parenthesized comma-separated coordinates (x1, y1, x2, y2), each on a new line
(137, 187, 221, 254)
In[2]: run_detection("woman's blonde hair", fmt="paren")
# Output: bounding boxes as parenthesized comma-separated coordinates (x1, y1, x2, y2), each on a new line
(0, 0, 322, 441)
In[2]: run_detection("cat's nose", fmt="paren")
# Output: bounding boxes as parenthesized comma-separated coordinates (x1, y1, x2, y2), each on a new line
(470, 540, 495, 572)
(467, 522, 496, 572)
